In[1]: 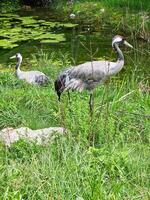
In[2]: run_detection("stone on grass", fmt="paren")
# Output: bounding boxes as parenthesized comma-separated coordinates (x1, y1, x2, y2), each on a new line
(0, 127, 65, 147)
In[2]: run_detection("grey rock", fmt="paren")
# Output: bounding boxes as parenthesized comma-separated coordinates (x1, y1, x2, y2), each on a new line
(0, 127, 65, 147)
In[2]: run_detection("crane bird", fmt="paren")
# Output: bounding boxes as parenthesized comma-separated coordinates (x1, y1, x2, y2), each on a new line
(10, 53, 49, 85)
(54, 35, 133, 112)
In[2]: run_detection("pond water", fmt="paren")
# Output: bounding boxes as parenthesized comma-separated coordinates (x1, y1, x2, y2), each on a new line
(0, 8, 149, 77)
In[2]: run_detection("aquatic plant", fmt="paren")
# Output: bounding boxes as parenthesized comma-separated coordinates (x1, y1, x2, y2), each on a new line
(0, 15, 77, 49)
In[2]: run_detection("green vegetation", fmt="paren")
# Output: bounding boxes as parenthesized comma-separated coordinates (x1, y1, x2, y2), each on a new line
(79, 0, 149, 10)
(55, 1, 149, 41)
(0, 0, 149, 12)
(54, 0, 150, 12)
(0, 0, 149, 199)
(0, 49, 149, 199)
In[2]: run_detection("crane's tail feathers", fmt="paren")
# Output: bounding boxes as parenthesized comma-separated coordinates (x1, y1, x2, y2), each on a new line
(35, 75, 49, 85)
(55, 73, 85, 100)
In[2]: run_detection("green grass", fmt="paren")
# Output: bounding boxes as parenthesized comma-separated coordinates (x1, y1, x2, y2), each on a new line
(83, 0, 149, 10)
(0, 49, 149, 199)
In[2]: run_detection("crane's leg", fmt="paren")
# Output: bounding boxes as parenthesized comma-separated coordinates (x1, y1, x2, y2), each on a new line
(89, 92, 94, 115)
(67, 91, 71, 102)
(88, 91, 95, 146)
(57, 92, 61, 101)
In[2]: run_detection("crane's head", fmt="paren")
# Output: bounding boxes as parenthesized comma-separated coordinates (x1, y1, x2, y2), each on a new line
(112, 35, 133, 49)
(10, 53, 22, 62)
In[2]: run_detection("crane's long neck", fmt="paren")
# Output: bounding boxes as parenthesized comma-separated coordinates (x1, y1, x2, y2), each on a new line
(114, 43, 124, 61)
(107, 43, 124, 76)
(15, 58, 22, 75)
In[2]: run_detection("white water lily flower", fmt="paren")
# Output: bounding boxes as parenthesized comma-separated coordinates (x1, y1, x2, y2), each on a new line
(70, 13, 76, 19)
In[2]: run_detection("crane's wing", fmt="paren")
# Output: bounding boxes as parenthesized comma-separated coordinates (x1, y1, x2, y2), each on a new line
(67, 61, 115, 81)
(65, 60, 119, 91)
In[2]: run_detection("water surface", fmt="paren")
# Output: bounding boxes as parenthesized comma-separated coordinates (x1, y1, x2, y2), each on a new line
(0, 8, 149, 77)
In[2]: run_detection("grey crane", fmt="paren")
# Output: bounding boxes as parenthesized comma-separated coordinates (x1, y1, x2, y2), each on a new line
(54, 35, 133, 112)
(10, 53, 49, 85)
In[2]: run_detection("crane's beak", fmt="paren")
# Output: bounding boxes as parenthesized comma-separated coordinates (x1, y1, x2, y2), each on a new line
(10, 55, 16, 59)
(124, 40, 133, 48)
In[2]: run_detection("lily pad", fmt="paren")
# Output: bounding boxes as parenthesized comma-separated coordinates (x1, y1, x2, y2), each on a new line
(40, 39, 60, 43)
(0, 14, 19, 18)
(61, 23, 78, 28)
(37, 20, 46, 23)
(19, 16, 38, 25)
(34, 32, 66, 42)
(0, 39, 18, 49)
(0, 13, 78, 49)
(0, 28, 22, 38)
(41, 21, 57, 28)
(33, 33, 56, 40)
(0, 17, 10, 21)
(41, 21, 78, 29)
(23, 24, 40, 28)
